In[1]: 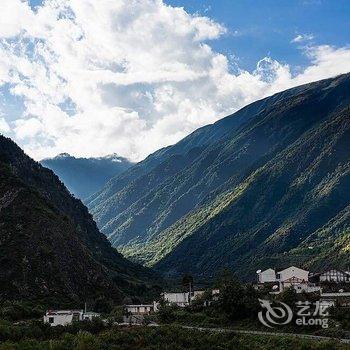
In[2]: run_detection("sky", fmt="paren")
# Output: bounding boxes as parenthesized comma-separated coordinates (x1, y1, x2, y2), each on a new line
(0, 0, 349, 161)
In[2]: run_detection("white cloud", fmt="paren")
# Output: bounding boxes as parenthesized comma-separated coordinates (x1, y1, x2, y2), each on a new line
(0, 117, 10, 133)
(0, 0, 349, 161)
(291, 33, 314, 43)
(14, 117, 43, 139)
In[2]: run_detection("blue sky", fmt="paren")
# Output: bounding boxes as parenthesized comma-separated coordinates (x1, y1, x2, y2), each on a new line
(1, 0, 349, 160)
(29, 0, 42, 7)
(166, 0, 350, 71)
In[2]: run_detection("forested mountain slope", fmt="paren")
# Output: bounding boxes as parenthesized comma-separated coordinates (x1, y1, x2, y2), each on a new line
(0, 136, 158, 303)
(88, 73, 350, 278)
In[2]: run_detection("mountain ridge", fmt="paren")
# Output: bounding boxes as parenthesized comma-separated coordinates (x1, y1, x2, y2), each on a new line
(41, 153, 133, 201)
(88, 73, 350, 279)
(0, 136, 158, 303)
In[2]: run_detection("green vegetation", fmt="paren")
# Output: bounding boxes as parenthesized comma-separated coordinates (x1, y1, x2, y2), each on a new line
(153, 273, 350, 342)
(0, 301, 45, 322)
(0, 135, 160, 304)
(121, 182, 250, 267)
(0, 324, 348, 350)
(88, 73, 350, 278)
(0, 276, 349, 349)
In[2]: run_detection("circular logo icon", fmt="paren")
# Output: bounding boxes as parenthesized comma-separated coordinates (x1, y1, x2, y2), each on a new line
(258, 299, 293, 328)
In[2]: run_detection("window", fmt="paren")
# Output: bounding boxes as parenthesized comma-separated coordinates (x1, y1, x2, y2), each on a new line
(48, 317, 54, 324)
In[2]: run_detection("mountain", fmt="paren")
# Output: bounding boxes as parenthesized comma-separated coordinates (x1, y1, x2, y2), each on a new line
(0, 136, 158, 304)
(87, 73, 350, 279)
(41, 153, 133, 201)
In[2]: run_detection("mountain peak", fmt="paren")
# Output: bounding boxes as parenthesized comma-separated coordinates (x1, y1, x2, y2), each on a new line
(56, 152, 71, 158)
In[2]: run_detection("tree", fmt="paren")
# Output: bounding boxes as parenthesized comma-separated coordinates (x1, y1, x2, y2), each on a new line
(277, 287, 298, 307)
(182, 274, 194, 293)
(214, 268, 236, 289)
(93, 297, 113, 314)
(218, 279, 260, 320)
(157, 300, 177, 323)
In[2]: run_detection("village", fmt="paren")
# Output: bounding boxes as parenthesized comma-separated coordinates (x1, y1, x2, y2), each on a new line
(43, 266, 350, 327)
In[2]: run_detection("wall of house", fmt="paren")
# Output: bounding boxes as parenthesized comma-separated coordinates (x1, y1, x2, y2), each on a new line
(44, 314, 73, 326)
(164, 292, 189, 306)
(126, 305, 153, 315)
(258, 269, 276, 283)
(278, 267, 309, 282)
(320, 270, 350, 282)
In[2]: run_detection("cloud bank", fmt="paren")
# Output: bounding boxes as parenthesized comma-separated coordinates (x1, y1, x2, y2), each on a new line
(0, 0, 349, 161)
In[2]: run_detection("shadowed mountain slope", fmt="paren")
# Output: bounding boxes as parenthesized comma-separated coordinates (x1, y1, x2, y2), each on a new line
(0, 136, 159, 303)
(88, 73, 350, 279)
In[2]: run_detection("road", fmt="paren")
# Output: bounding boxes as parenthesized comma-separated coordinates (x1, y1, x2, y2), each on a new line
(181, 325, 350, 344)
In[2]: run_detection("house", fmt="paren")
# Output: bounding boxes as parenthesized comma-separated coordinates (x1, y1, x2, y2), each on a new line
(277, 266, 309, 292)
(203, 289, 221, 306)
(44, 310, 83, 327)
(319, 269, 350, 283)
(212, 289, 220, 296)
(162, 292, 189, 307)
(257, 268, 277, 283)
(257, 266, 313, 293)
(192, 290, 205, 300)
(122, 304, 156, 325)
(257, 266, 309, 286)
(125, 304, 155, 315)
(277, 266, 309, 284)
(212, 289, 220, 301)
(293, 283, 321, 294)
(43, 310, 101, 326)
(320, 292, 350, 307)
(82, 312, 101, 321)
(161, 290, 205, 307)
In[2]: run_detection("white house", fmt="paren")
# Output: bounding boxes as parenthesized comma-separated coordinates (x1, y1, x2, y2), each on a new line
(277, 266, 309, 284)
(161, 291, 205, 307)
(162, 292, 189, 307)
(44, 310, 83, 327)
(258, 266, 313, 293)
(293, 283, 321, 294)
(257, 266, 309, 285)
(257, 268, 277, 283)
(44, 310, 101, 326)
(319, 269, 350, 283)
(125, 304, 154, 315)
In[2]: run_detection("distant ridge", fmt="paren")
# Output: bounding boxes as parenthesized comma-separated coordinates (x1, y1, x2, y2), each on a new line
(41, 153, 133, 201)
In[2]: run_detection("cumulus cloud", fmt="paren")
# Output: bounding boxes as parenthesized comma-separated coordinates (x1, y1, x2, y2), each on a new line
(0, 0, 349, 161)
